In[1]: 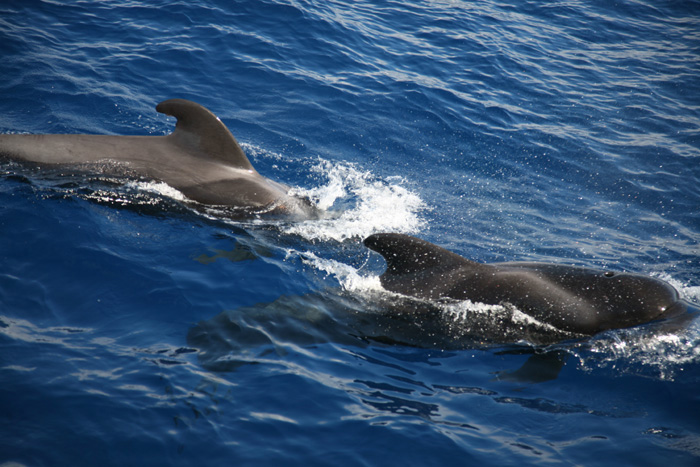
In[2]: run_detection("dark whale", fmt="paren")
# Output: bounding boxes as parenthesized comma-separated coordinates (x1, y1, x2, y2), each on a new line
(0, 99, 316, 218)
(364, 233, 687, 335)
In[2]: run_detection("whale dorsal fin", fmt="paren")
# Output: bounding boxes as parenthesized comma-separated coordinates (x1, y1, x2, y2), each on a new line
(364, 233, 475, 276)
(156, 99, 255, 171)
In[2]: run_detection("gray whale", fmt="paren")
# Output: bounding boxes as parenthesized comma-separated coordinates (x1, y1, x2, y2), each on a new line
(0, 99, 316, 218)
(364, 233, 687, 335)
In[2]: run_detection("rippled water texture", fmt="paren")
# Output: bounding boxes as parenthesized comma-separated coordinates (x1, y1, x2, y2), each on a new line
(1, 1, 699, 466)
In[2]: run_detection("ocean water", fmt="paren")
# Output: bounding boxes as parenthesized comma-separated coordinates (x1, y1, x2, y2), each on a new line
(1, 0, 700, 465)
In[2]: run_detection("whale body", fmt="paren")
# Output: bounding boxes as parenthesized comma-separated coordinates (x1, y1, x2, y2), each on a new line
(0, 99, 316, 218)
(364, 233, 687, 335)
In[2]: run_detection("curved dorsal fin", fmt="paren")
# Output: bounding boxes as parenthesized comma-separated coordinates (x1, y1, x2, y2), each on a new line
(364, 233, 474, 276)
(156, 99, 254, 170)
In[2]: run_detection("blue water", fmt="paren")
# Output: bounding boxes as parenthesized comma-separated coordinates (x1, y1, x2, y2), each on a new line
(2, 0, 700, 465)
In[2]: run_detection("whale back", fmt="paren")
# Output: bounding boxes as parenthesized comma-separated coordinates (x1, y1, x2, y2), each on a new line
(364, 233, 687, 335)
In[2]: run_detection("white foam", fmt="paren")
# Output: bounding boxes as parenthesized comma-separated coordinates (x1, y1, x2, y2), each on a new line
(283, 159, 427, 242)
(650, 272, 700, 304)
(681, 285, 700, 304)
(441, 299, 508, 321)
(293, 250, 383, 294)
(440, 299, 562, 333)
(125, 180, 189, 202)
(584, 319, 700, 380)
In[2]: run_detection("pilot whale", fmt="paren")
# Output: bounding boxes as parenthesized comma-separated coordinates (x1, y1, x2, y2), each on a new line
(0, 99, 316, 218)
(364, 233, 687, 335)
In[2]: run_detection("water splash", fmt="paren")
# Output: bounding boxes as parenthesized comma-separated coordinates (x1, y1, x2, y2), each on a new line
(283, 158, 427, 242)
(294, 249, 382, 294)
(578, 318, 700, 381)
(126, 180, 189, 202)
